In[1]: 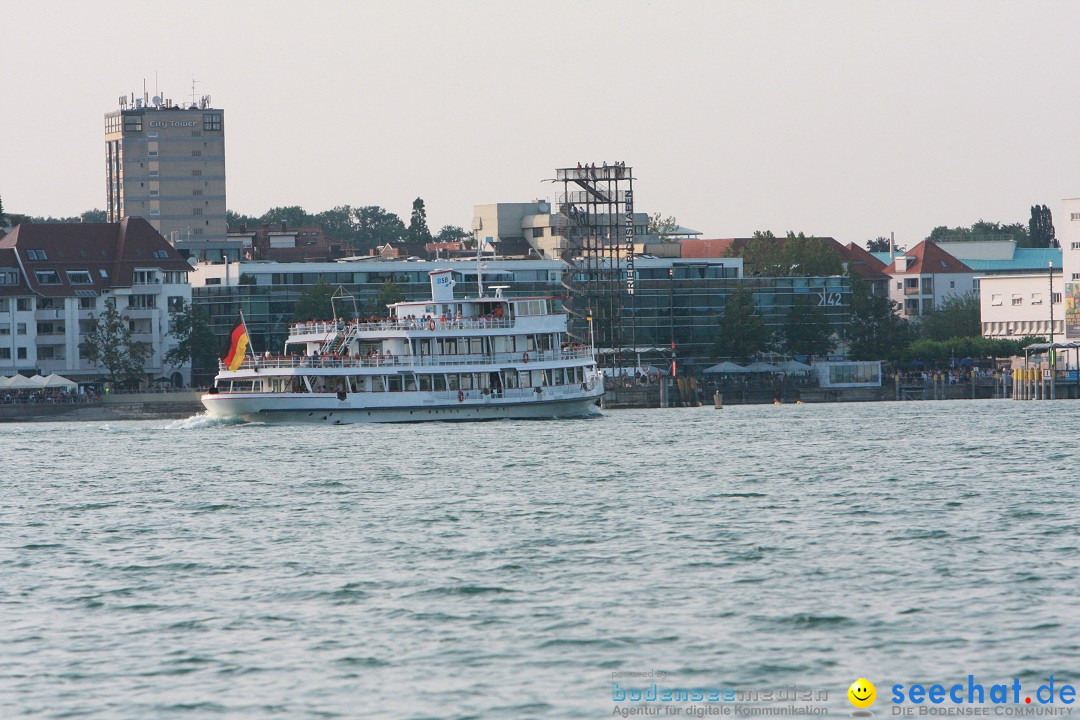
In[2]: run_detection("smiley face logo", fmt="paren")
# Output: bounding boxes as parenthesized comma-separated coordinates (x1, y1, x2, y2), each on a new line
(848, 678, 876, 708)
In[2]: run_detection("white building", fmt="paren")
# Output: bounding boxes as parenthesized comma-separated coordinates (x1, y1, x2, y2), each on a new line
(0, 218, 194, 385)
(883, 240, 977, 318)
(1060, 197, 1080, 340)
(979, 273, 1062, 340)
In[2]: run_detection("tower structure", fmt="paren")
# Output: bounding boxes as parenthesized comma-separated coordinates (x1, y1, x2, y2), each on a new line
(554, 163, 636, 365)
(105, 90, 237, 261)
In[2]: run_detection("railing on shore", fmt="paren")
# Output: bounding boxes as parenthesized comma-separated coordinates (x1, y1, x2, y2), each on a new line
(221, 348, 596, 372)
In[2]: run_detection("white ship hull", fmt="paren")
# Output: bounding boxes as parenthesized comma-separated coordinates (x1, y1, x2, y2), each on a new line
(202, 389, 603, 424)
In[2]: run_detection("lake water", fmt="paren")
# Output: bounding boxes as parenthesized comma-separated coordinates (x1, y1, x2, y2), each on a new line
(2, 400, 1078, 718)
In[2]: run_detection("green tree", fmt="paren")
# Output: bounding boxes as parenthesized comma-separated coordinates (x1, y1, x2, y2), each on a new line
(78, 299, 150, 384)
(781, 297, 836, 360)
(261, 205, 314, 228)
(314, 205, 357, 247)
(713, 286, 770, 362)
(846, 271, 909, 361)
(434, 225, 470, 243)
(729, 232, 843, 277)
(1028, 204, 1056, 248)
(407, 197, 433, 244)
(918, 292, 980, 340)
(0, 195, 7, 226)
(927, 221, 1028, 245)
(353, 206, 407, 251)
(372, 280, 405, 316)
(164, 301, 218, 381)
(647, 212, 680, 240)
(293, 278, 338, 322)
(80, 209, 107, 223)
(866, 236, 903, 253)
(227, 209, 261, 229)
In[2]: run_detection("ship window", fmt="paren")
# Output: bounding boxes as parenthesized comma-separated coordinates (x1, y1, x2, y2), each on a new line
(418, 375, 432, 391)
(459, 374, 473, 390)
(433, 375, 446, 391)
(469, 338, 483, 354)
(446, 374, 458, 390)
(371, 376, 385, 392)
(519, 371, 532, 388)
(404, 375, 417, 392)
(387, 376, 401, 392)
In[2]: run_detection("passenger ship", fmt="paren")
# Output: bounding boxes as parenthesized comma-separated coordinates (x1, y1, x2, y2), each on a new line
(201, 269, 604, 423)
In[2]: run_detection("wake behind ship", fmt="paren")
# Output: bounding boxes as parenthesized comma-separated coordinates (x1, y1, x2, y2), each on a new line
(201, 269, 604, 423)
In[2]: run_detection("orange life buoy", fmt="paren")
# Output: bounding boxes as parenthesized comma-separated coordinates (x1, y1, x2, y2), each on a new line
(457, 389, 465, 402)
(428, 319, 436, 331)
(522, 352, 529, 363)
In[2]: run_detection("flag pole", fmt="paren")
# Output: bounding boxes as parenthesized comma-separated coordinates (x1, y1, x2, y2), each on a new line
(240, 309, 257, 359)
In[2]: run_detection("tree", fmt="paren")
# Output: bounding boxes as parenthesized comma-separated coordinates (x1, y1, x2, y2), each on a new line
(164, 301, 218, 381)
(927, 221, 1028, 245)
(372, 280, 405, 316)
(729, 232, 843, 277)
(1028, 205, 1057, 248)
(846, 271, 909, 361)
(353, 206, 407, 251)
(918, 292, 980, 340)
(80, 209, 107, 223)
(434, 225, 470, 243)
(227, 209, 261, 229)
(261, 205, 314, 228)
(78, 299, 150, 384)
(866, 236, 903, 253)
(0, 195, 6, 226)
(407, 197, 433, 244)
(293, 278, 338, 322)
(647, 212, 680, 240)
(713, 286, 770, 362)
(781, 297, 836, 360)
(313, 206, 357, 247)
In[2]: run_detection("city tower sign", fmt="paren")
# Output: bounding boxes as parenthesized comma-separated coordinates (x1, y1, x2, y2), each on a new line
(148, 120, 198, 128)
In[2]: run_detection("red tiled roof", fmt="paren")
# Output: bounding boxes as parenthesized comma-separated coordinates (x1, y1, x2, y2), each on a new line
(883, 240, 972, 275)
(843, 242, 889, 278)
(679, 238, 738, 258)
(0, 217, 191, 298)
(0, 248, 31, 297)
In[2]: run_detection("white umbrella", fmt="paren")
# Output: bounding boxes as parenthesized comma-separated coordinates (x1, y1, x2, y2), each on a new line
(27, 375, 48, 387)
(0, 376, 11, 389)
(42, 374, 78, 389)
(703, 361, 751, 374)
(778, 360, 813, 373)
(5, 375, 39, 390)
(744, 361, 782, 373)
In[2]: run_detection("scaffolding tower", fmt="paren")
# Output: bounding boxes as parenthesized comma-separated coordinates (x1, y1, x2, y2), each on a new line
(554, 164, 637, 369)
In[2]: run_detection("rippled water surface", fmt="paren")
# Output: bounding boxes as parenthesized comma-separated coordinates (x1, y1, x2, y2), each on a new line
(2, 400, 1079, 718)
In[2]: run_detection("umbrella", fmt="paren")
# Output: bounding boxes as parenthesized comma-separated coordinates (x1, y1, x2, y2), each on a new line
(744, 361, 782, 373)
(42, 374, 78, 389)
(27, 375, 48, 387)
(0, 376, 10, 389)
(778, 360, 813, 373)
(703, 361, 750, 374)
(5, 375, 40, 390)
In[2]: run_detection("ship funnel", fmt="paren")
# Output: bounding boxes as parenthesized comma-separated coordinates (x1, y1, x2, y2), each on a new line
(429, 269, 456, 302)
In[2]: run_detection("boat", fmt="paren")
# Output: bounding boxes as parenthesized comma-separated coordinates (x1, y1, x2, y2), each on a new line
(201, 269, 605, 423)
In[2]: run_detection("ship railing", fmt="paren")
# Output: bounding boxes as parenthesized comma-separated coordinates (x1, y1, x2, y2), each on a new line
(220, 348, 596, 372)
(288, 317, 518, 336)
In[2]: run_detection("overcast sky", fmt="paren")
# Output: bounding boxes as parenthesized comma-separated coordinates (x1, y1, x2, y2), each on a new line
(3, 0, 1078, 247)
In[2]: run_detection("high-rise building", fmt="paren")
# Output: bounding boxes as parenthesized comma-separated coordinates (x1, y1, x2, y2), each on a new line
(105, 93, 240, 261)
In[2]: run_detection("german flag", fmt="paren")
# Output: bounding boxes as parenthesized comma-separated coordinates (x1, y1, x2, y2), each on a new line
(223, 316, 250, 371)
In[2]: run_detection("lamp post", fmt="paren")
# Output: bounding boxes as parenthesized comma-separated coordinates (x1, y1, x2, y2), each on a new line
(1049, 260, 1056, 399)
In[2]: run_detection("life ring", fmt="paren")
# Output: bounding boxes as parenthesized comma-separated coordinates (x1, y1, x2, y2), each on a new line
(457, 389, 465, 402)
(522, 352, 529, 363)
(428, 319, 436, 331)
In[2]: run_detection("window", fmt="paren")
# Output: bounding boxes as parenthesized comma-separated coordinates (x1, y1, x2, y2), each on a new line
(149, 169, 159, 177)
(904, 299, 920, 315)
(167, 296, 185, 311)
(99, 269, 109, 280)
(1032, 293, 1043, 305)
(26, 249, 48, 260)
(1072, 213, 1080, 221)
(192, 169, 202, 176)
(154, 250, 170, 259)
(203, 113, 223, 131)
(35, 270, 61, 285)
(149, 209, 160, 216)
(1052, 292, 1062, 304)
(129, 295, 156, 309)
(79, 297, 95, 309)
(531, 228, 544, 238)
(133, 270, 157, 285)
(17, 348, 27, 360)
(149, 189, 159, 197)
(922, 277, 934, 294)
(0, 349, 7, 360)
(148, 131, 158, 138)
(191, 150, 202, 157)
(193, 228, 203, 235)
(1072, 242, 1080, 250)
(193, 189, 203, 196)
(66, 270, 93, 284)
(148, 150, 158, 156)
(1012, 295, 1023, 306)
(0, 270, 18, 285)
(193, 208, 203, 215)
(123, 115, 142, 132)
(205, 278, 221, 285)
(37, 346, 55, 360)
(0, 300, 6, 312)
(17, 323, 27, 335)
(191, 130, 202, 137)
(16, 299, 31, 311)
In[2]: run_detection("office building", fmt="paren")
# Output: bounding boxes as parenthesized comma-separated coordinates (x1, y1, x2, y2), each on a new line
(105, 93, 236, 261)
